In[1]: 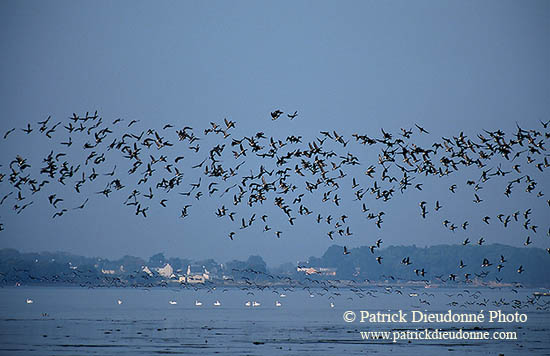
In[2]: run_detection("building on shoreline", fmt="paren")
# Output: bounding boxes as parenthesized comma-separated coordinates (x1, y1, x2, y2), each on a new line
(186, 265, 210, 283)
(296, 266, 337, 276)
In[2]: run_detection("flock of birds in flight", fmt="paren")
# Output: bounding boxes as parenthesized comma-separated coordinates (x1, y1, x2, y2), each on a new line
(0, 110, 549, 294)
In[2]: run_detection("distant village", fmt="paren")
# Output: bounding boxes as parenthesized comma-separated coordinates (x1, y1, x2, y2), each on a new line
(2, 243, 550, 287)
(101, 263, 214, 284)
(95, 255, 340, 285)
(1, 248, 375, 287)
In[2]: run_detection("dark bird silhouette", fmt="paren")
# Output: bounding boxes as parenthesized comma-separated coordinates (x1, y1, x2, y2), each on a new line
(271, 110, 283, 120)
(3, 128, 15, 139)
(415, 124, 429, 134)
(22, 124, 33, 134)
(52, 209, 67, 218)
(287, 111, 298, 119)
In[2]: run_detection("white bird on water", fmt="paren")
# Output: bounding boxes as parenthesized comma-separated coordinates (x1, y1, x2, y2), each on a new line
(169, 300, 177, 305)
(245, 301, 251, 307)
(26, 299, 33, 304)
(330, 302, 335, 308)
(252, 301, 260, 307)
(213, 300, 221, 306)
(275, 301, 282, 307)
(195, 300, 202, 306)
(117, 299, 123, 305)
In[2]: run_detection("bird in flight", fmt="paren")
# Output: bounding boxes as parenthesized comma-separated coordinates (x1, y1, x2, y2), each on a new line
(271, 110, 283, 120)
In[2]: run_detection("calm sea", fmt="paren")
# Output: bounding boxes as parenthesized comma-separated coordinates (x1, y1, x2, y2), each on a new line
(0, 286, 548, 355)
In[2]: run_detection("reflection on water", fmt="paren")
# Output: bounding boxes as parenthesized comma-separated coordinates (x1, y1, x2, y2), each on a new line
(0, 286, 548, 355)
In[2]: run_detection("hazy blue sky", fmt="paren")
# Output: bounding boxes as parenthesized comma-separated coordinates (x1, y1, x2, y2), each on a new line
(0, 1, 548, 265)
